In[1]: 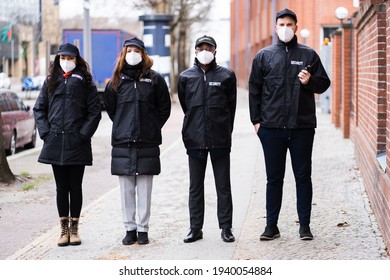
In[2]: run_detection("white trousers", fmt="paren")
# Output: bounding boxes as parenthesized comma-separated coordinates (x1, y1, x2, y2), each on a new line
(118, 175, 153, 232)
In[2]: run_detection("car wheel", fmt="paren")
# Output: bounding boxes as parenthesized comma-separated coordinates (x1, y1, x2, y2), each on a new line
(25, 126, 37, 149)
(5, 131, 16, 156)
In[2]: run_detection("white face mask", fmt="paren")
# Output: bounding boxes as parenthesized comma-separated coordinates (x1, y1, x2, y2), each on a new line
(277, 26, 295, 43)
(60, 60, 76, 73)
(125, 52, 142, 66)
(196, 50, 214, 65)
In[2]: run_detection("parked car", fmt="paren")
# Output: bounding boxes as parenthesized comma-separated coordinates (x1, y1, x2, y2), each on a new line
(0, 90, 36, 155)
(0, 72, 11, 89)
(22, 76, 45, 91)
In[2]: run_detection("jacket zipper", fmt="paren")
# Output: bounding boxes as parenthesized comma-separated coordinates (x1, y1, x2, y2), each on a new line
(134, 80, 139, 142)
(283, 46, 289, 129)
(134, 80, 139, 175)
(61, 78, 68, 164)
(203, 71, 209, 149)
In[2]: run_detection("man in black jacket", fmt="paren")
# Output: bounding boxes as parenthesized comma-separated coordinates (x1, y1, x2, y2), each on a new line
(178, 35, 237, 243)
(249, 9, 330, 241)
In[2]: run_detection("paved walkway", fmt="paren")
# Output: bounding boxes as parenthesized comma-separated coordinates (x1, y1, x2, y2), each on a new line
(3, 88, 388, 261)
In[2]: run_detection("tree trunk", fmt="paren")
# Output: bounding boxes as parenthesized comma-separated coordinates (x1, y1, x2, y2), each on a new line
(0, 113, 15, 184)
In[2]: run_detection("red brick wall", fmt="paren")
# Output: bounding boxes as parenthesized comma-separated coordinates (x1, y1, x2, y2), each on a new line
(341, 23, 353, 138)
(387, 2, 390, 172)
(350, 0, 390, 253)
(331, 30, 342, 127)
(230, 0, 357, 88)
(231, 0, 390, 254)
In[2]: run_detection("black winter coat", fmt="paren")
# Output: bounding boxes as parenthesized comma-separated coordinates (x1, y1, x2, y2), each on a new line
(33, 70, 101, 165)
(178, 60, 237, 150)
(104, 70, 171, 176)
(248, 36, 331, 128)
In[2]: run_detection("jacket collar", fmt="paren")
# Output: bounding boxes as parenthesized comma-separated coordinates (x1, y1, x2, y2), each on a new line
(194, 58, 217, 71)
(276, 35, 298, 49)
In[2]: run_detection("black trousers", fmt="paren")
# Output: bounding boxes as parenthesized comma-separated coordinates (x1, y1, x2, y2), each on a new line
(188, 153, 233, 229)
(52, 165, 85, 218)
(258, 127, 315, 226)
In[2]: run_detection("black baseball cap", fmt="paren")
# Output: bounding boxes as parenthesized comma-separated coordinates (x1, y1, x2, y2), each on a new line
(195, 35, 217, 49)
(123, 37, 145, 50)
(58, 43, 80, 57)
(276, 8, 297, 23)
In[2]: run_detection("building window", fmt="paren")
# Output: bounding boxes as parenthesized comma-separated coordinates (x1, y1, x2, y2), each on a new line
(323, 27, 338, 41)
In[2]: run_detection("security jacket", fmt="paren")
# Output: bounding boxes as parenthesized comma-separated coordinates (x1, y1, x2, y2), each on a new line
(104, 70, 171, 176)
(33, 70, 101, 165)
(249, 36, 330, 128)
(178, 59, 237, 150)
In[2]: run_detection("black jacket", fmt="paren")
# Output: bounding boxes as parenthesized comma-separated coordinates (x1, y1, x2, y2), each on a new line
(33, 70, 101, 165)
(178, 60, 237, 150)
(104, 70, 171, 176)
(249, 36, 331, 128)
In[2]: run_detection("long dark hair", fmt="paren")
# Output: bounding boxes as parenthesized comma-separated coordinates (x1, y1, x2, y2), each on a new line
(46, 54, 94, 94)
(109, 46, 154, 93)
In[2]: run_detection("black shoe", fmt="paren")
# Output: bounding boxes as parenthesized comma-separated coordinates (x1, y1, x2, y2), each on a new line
(122, 230, 137, 245)
(221, 228, 235, 242)
(260, 225, 280, 241)
(299, 225, 313, 240)
(137, 232, 149, 245)
(183, 228, 203, 243)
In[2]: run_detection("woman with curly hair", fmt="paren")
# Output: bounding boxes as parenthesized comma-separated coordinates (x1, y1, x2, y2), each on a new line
(33, 43, 101, 247)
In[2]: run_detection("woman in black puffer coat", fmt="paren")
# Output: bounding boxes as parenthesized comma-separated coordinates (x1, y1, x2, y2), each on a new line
(104, 37, 171, 246)
(34, 43, 101, 247)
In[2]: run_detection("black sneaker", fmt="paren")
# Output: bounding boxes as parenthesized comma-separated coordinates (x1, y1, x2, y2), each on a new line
(299, 225, 314, 240)
(137, 232, 149, 245)
(260, 225, 280, 241)
(122, 230, 137, 245)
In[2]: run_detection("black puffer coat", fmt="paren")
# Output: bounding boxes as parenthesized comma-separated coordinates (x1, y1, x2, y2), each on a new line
(249, 36, 330, 128)
(104, 70, 171, 176)
(33, 70, 101, 165)
(178, 60, 237, 150)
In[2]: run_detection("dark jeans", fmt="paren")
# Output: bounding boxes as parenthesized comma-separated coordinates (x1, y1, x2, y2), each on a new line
(188, 153, 233, 229)
(258, 127, 315, 226)
(52, 165, 85, 218)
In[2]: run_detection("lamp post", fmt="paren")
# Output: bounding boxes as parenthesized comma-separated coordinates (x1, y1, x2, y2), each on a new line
(300, 28, 310, 45)
(334, 7, 349, 24)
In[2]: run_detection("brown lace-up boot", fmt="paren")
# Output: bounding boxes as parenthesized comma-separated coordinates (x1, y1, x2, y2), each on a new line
(69, 217, 81, 245)
(58, 217, 70, 246)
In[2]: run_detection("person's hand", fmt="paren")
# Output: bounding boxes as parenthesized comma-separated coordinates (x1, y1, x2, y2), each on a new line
(298, 69, 311, 85)
(254, 123, 260, 134)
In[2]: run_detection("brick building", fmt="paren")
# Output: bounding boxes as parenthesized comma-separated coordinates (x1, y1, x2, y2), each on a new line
(332, 0, 390, 254)
(230, 0, 390, 254)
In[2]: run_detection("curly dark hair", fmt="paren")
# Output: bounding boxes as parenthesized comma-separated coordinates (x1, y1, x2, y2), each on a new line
(46, 54, 94, 95)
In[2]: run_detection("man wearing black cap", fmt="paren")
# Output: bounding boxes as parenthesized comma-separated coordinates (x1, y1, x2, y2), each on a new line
(249, 9, 330, 241)
(178, 35, 237, 243)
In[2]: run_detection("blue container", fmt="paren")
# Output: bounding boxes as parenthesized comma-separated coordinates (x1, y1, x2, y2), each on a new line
(139, 14, 173, 87)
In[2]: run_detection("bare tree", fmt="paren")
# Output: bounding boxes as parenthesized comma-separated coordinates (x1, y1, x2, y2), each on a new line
(0, 112, 15, 184)
(132, 0, 214, 94)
